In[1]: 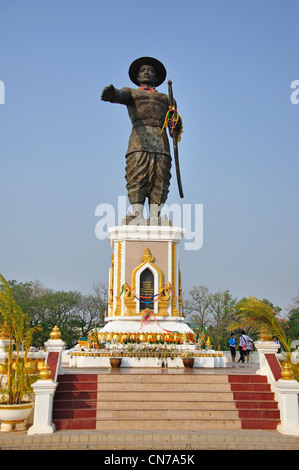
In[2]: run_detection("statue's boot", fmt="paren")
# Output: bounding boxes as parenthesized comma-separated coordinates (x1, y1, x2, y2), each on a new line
(122, 203, 145, 225)
(132, 204, 144, 219)
(149, 204, 168, 226)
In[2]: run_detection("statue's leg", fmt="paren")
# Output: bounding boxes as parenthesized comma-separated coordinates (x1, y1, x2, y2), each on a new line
(149, 154, 171, 220)
(125, 152, 150, 221)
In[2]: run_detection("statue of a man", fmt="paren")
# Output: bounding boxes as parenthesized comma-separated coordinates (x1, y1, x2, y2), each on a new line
(101, 57, 181, 222)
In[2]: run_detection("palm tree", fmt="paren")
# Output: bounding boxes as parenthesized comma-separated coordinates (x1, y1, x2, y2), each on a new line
(0, 274, 41, 404)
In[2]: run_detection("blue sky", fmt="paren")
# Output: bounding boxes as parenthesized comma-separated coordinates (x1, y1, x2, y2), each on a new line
(0, 0, 298, 315)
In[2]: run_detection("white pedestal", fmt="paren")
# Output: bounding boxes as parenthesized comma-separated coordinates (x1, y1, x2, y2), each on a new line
(275, 379, 299, 436)
(28, 380, 57, 435)
(254, 341, 280, 378)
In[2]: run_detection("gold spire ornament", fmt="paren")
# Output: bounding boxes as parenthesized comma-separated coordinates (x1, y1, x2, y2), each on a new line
(258, 325, 272, 341)
(280, 361, 294, 380)
(39, 363, 52, 380)
(49, 325, 62, 340)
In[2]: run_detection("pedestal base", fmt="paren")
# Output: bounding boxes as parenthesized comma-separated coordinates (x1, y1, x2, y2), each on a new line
(68, 350, 226, 368)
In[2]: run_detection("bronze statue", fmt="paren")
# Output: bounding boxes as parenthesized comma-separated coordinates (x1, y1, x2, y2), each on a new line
(101, 57, 182, 223)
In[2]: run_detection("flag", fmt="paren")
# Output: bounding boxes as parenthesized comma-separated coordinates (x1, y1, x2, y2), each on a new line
(201, 324, 206, 346)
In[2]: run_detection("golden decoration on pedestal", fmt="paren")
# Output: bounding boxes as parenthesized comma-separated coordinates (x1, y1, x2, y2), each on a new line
(115, 242, 122, 316)
(108, 253, 114, 315)
(39, 363, 52, 380)
(122, 283, 136, 315)
(178, 268, 182, 316)
(158, 282, 171, 316)
(37, 360, 45, 373)
(24, 360, 37, 374)
(49, 325, 61, 340)
(106, 332, 112, 342)
(258, 325, 272, 341)
(139, 333, 147, 343)
(171, 243, 178, 317)
(281, 361, 294, 380)
(141, 248, 154, 263)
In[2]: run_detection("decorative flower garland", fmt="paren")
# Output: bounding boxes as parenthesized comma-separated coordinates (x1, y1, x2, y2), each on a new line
(161, 106, 183, 143)
(119, 284, 181, 334)
(139, 86, 157, 95)
(141, 308, 179, 334)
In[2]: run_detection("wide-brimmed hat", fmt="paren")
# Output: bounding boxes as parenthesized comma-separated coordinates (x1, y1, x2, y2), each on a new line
(128, 57, 167, 87)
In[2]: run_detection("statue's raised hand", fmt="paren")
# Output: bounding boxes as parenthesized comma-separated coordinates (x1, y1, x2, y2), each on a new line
(101, 84, 115, 102)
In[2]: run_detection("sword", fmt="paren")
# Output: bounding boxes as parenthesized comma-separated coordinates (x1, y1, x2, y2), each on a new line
(168, 80, 184, 198)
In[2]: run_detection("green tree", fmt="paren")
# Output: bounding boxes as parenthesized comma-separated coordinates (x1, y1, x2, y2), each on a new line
(8, 280, 108, 348)
(286, 293, 299, 341)
(209, 290, 237, 350)
(36, 290, 82, 347)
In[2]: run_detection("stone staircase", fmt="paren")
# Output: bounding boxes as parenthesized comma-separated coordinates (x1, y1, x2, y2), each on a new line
(52, 372, 280, 431)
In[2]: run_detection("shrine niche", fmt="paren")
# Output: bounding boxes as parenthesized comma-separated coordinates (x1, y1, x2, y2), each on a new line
(123, 247, 170, 316)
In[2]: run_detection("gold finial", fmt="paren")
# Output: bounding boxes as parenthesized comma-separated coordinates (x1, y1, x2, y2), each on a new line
(39, 363, 52, 380)
(206, 337, 211, 349)
(281, 361, 294, 380)
(258, 325, 272, 341)
(49, 325, 62, 340)
(141, 248, 154, 263)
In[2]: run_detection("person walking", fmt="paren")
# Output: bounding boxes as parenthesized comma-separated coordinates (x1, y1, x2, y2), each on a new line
(238, 331, 247, 363)
(244, 333, 253, 362)
(229, 332, 237, 363)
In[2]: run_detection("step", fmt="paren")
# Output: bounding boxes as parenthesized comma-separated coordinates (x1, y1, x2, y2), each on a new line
(54, 391, 97, 400)
(54, 408, 240, 420)
(58, 374, 98, 382)
(96, 391, 234, 401)
(235, 400, 278, 410)
(230, 383, 271, 392)
(241, 418, 280, 430)
(53, 399, 98, 409)
(53, 417, 243, 431)
(56, 382, 98, 391)
(94, 399, 238, 410)
(97, 382, 232, 392)
(228, 375, 268, 383)
(96, 374, 230, 384)
(232, 391, 275, 401)
(238, 409, 280, 419)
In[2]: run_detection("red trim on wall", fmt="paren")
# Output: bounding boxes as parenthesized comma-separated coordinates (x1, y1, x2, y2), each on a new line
(47, 352, 59, 380)
(265, 353, 282, 381)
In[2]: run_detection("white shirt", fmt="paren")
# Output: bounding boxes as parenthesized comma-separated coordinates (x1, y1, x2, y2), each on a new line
(244, 334, 253, 350)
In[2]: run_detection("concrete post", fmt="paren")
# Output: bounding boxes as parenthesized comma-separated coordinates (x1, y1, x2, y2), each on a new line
(275, 380, 299, 436)
(27, 379, 57, 435)
(254, 341, 280, 380)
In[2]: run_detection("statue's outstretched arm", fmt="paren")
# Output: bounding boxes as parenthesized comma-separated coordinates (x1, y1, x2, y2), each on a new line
(101, 85, 131, 105)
